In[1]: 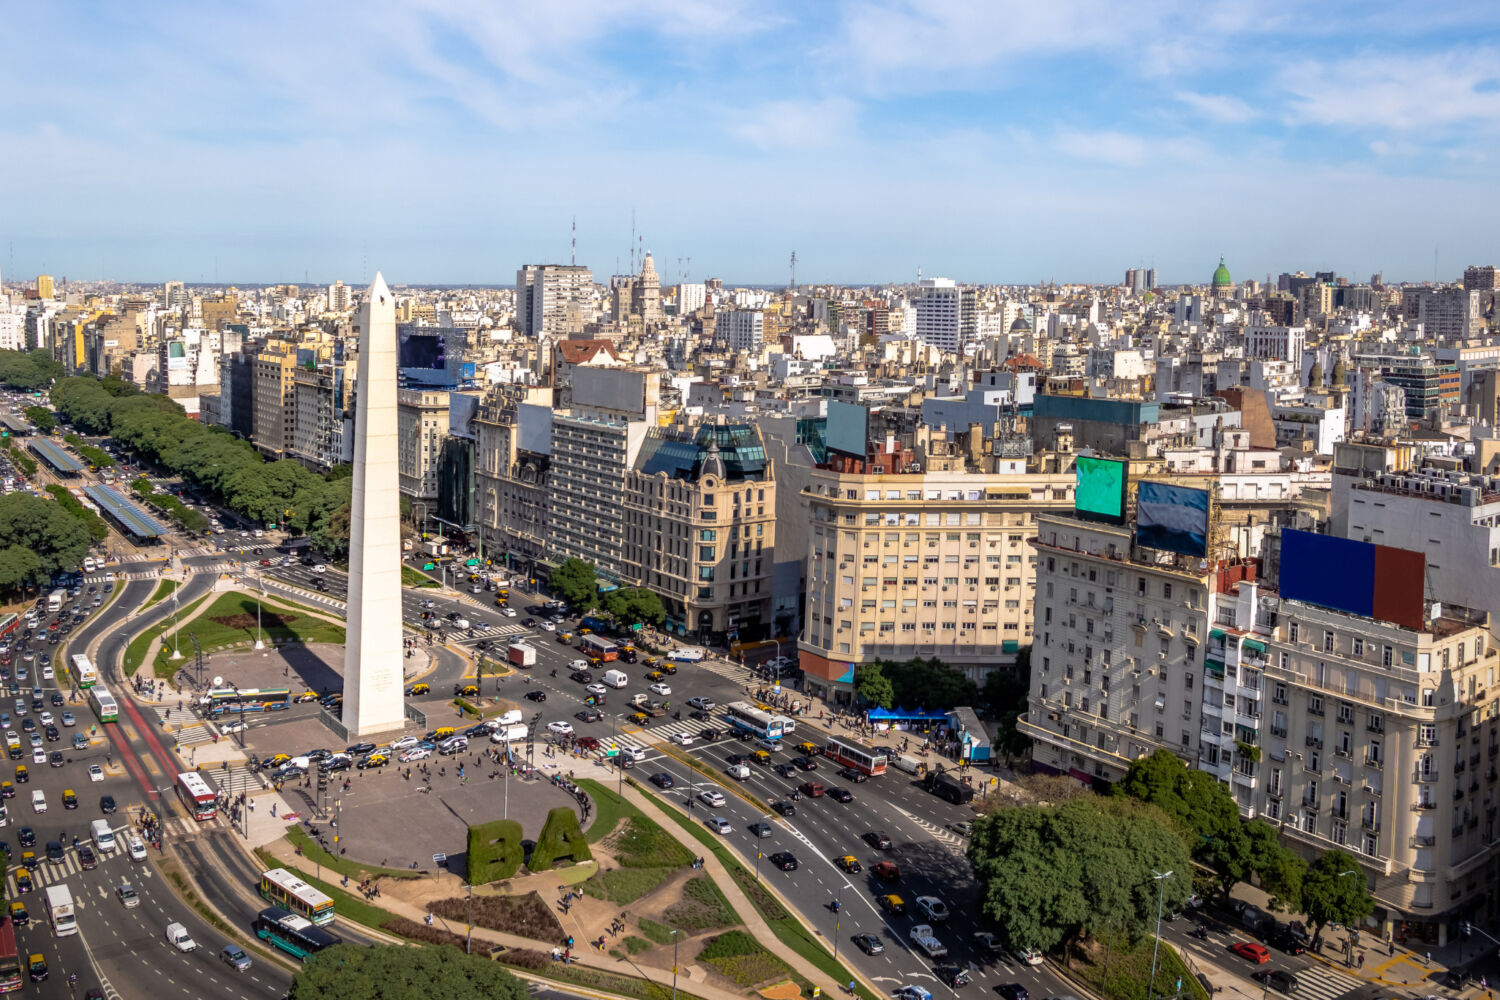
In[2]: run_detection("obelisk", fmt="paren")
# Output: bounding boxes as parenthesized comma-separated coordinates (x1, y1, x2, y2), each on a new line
(342, 273, 405, 736)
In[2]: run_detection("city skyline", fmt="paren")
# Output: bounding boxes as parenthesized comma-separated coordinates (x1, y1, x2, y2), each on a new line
(2, 1, 1499, 284)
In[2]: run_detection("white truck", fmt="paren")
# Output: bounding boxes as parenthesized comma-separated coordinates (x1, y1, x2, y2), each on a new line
(166, 921, 198, 952)
(909, 924, 948, 959)
(45, 885, 76, 936)
(489, 724, 528, 744)
(507, 642, 537, 668)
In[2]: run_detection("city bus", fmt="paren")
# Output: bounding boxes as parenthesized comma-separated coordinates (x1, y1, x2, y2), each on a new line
(0, 615, 18, 642)
(69, 654, 97, 689)
(176, 771, 217, 821)
(254, 906, 343, 961)
(0, 917, 19, 993)
(824, 737, 888, 776)
(259, 868, 335, 925)
(579, 635, 618, 662)
(724, 701, 788, 742)
(88, 685, 118, 723)
(202, 687, 290, 716)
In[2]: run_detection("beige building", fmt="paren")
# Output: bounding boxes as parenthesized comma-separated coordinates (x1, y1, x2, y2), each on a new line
(397, 388, 449, 500)
(289, 363, 350, 472)
(252, 344, 298, 459)
(474, 385, 554, 578)
(798, 467, 1074, 703)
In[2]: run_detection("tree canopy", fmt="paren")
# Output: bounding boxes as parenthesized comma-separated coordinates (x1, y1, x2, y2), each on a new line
(854, 663, 896, 709)
(602, 586, 665, 627)
(969, 796, 1193, 960)
(1301, 850, 1373, 942)
(0, 493, 93, 589)
(0, 351, 62, 393)
(870, 656, 978, 710)
(291, 944, 530, 1000)
(22, 407, 54, 434)
(552, 557, 597, 610)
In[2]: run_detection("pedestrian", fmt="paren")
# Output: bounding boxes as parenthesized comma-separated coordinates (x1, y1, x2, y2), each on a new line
(1426, 951, 1432, 965)
(1358, 953, 1365, 969)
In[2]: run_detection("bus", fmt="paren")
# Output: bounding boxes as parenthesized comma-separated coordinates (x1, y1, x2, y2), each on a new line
(254, 906, 343, 961)
(202, 687, 290, 716)
(70, 654, 97, 689)
(176, 771, 217, 821)
(724, 701, 788, 742)
(824, 737, 888, 776)
(0, 615, 18, 642)
(259, 868, 335, 925)
(0, 917, 19, 993)
(88, 685, 118, 723)
(579, 635, 618, 662)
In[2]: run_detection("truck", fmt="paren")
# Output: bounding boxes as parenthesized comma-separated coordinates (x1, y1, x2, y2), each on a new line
(45, 885, 76, 936)
(629, 693, 667, 717)
(47, 589, 64, 613)
(488, 725, 528, 744)
(507, 642, 537, 668)
(923, 767, 974, 805)
(909, 924, 948, 959)
(165, 921, 197, 952)
(667, 645, 705, 662)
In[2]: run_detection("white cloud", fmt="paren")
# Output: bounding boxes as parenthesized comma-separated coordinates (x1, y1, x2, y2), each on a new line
(1050, 129, 1209, 168)
(1176, 90, 1259, 123)
(1281, 49, 1500, 130)
(729, 98, 858, 151)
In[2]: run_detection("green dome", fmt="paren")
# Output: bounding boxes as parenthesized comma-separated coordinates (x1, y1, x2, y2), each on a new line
(1212, 256, 1232, 288)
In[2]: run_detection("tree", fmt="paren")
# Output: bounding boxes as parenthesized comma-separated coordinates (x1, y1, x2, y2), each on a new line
(1118, 749, 1241, 854)
(1247, 820, 1306, 913)
(22, 407, 54, 434)
(291, 944, 530, 1000)
(552, 558, 597, 610)
(969, 796, 1192, 964)
(980, 651, 1033, 758)
(854, 664, 895, 709)
(603, 587, 665, 627)
(1301, 850, 1373, 945)
(873, 656, 978, 709)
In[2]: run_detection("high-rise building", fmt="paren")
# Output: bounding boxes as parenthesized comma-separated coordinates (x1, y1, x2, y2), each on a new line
(914, 278, 961, 351)
(1463, 265, 1497, 291)
(633, 252, 661, 324)
(676, 283, 707, 315)
(163, 280, 185, 309)
(715, 310, 764, 354)
(1408, 287, 1481, 341)
(396, 388, 449, 500)
(327, 280, 350, 312)
(35, 275, 54, 300)
(515, 264, 593, 338)
(252, 343, 298, 459)
(1245, 324, 1307, 363)
(474, 384, 554, 578)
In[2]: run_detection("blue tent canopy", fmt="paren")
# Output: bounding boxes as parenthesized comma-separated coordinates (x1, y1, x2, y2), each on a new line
(867, 707, 950, 722)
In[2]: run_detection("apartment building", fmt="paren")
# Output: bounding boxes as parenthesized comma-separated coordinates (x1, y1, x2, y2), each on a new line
(516, 264, 593, 338)
(252, 344, 298, 458)
(798, 468, 1074, 703)
(622, 421, 776, 642)
(473, 385, 554, 579)
(397, 388, 449, 501)
(289, 363, 351, 472)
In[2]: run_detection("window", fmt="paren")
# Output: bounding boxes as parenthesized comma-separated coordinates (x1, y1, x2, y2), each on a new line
(1323, 631, 1335, 654)
(1352, 637, 1364, 657)
(1289, 622, 1299, 643)
(1163, 583, 1173, 600)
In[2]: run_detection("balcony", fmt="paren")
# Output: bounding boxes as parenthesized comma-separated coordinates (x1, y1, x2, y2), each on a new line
(1303, 799, 1321, 813)
(1364, 756, 1384, 770)
(1271, 727, 1288, 738)
(1412, 835, 1436, 848)
(1366, 721, 1384, 734)
(1417, 769, 1437, 783)
(1416, 800, 1437, 810)
(1305, 737, 1324, 749)
(1361, 818, 1380, 833)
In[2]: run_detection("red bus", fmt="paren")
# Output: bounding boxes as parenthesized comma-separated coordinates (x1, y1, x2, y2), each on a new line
(0, 614, 18, 642)
(0, 916, 21, 993)
(176, 771, 217, 821)
(824, 738, 888, 776)
(579, 635, 618, 662)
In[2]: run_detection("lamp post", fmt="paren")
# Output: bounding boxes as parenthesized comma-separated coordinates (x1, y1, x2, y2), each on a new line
(253, 566, 264, 651)
(671, 929, 681, 1000)
(833, 882, 845, 965)
(1148, 870, 1174, 1000)
(466, 883, 473, 954)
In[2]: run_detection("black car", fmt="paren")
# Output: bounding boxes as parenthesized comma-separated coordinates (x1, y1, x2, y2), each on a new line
(748, 822, 774, 838)
(48, 693, 61, 707)
(569, 670, 592, 684)
(44, 841, 63, 864)
(78, 845, 97, 870)
(864, 830, 893, 851)
(934, 967, 971, 988)
(43, 726, 58, 742)
(690, 709, 711, 722)
(725, 754, 750, 766)
(1267, 929, 1307, 955)
(1251, 971, 1298, 994)
(699, 728, 721, 742)
(19, 718, 33, 733)
(771, 800, 796, 816)
(852, 933, 884, 955)
(792, 756, 817, 771)
(17, 827, 34, 848)
(524, 690, 547, 702)
(769, 851, 798, 871)
(650, 772, 675, 789)
(774, 763, 797, 778)
(345, 742, 376, 756)
(47, 751, 62, 768)
(6, 746, 19, 761)
(827, 787, 853, 803)
(838, 766, 868, 784)
(996, 984, 1029, 1000)
(304, 748, 333, 761)
(322, 758, 351, 773)
(575, 709, 604, 723)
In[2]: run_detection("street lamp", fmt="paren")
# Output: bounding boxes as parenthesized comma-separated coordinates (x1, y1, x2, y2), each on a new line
(253, 565, 264, 651)
(670, 929, 681, 1000)
(832, 882, 845, 965)
(1147, 870, 1174, 1000)
(466, 883, 473, 955)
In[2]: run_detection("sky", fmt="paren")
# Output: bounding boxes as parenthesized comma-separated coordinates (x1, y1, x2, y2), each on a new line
(2, 0, 1499, 287)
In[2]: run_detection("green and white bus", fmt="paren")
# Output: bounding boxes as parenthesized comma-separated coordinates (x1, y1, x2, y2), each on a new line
(88, 684, 118, 723)
(254, 907, 342, 961)
(70, 654, 97, 689)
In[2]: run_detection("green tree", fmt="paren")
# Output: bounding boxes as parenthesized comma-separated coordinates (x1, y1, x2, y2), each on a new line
(854, 664, 895, 709)
(980, 651, 1033, 758)
(291, 944, 530, 1000)
(873, 656, 978, 709)
(603, 587, 665, 627)
(22, 407, 54, 434)
(1247, 820, 1306, 913)
(0, 494, 92, 587)
(1301, 850, 1373, 945)
(1118, 750, 1242, 853)
(969, 796, 1192, 964)
(552, 557, 598, 610)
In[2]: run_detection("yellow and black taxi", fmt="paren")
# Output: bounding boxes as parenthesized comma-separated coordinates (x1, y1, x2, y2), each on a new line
(642, 656, 659, 669)
(558, 631, 574, 644)
(0, 780, 12, 799)
(629, 712, 650, 727)
(12, 766, 26, 784)
(836, 855, 862, 874)
(61, 789, 77, 810)
(265, 754, 291, 769)
(751, 750, 772, 766)
(294, 691, 319, 703)
(429, 727, 457, 742)
(26, 953, 45, 982)
(406, 683, 430, 697)
(796, 741, 820, 757)
(14, 868, 32, 893)
(879, 893, 905, 915)
(356, 753, 389, 770)
(453, 684, 479, 698)
(645, 670, 666, 683)
(658, 661, 678, 674)
(7, 900, 26, 926)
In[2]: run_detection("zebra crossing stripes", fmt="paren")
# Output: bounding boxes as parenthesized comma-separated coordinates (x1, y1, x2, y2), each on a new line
(891, 802, 967, 854)
(1291, 967, 1363, 1000)
(5, 824, 142, 896)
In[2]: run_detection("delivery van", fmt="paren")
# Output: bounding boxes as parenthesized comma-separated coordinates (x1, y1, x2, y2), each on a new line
(601, 669, 628, 688)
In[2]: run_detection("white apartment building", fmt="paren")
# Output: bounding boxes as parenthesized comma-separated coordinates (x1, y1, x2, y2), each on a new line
(397, 388, 449, 500)
(1245, 324, 1307, 364)
(516, 264, 593, 338)
(914, 278, 961, 352)
(677, 283, 707, 315)
(715, 310, 764, 354)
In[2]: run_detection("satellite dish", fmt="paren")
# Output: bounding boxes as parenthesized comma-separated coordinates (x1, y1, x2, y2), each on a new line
(212, 676, 224, 687)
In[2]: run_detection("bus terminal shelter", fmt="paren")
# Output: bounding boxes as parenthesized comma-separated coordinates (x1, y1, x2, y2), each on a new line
(866, 707, 950, 735)
(28, 438, 84, 477)
(83, 484, 166, 545)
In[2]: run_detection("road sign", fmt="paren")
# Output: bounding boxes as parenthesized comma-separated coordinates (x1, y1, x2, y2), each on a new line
(466, 558, 478, 567)
(433, 853, 447, 867)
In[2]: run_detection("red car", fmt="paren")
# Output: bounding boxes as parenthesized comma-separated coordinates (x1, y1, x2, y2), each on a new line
(1230, 942, 1270, 964)
(798, 781, 825, 797)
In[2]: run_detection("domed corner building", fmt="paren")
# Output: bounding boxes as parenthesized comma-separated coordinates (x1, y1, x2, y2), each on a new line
(1211, 256, 1233, 297)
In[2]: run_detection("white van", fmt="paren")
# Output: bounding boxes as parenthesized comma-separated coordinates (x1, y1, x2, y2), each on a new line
(91, 819, 116, 853)
(82, 557, 96, 573)
(496, 709, 523, 727)
(601, 669, 628, 689)
(489, 725, 527, 744)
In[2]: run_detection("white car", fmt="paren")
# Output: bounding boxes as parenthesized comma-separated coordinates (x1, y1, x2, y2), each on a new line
(31, 748, 45, 764)
(649, 682, 672, 697)
(706, 816, 732, 834)
(569, 659, 590, 671)
(539, 622, 556, 632)
(40, 666, 53, 681)
(88, 764, 104, 782)
(671, 733, 696, 747)
(500, 607, 517, 618)
(389, 736, 420, 751)
(420, 600, 436, 609)
(125, 834, 148, 862)
(586, 684, 608, 697)
(38, 712, 53, 726)
(686, 697, 716, 710)
(915, 895, 950, 922)
(1013, 948, 1044, 967)
(220, 721, 246, 735)
(547, 721, 575, 736)
(398, 747, 431, 763)
(623, 745, 648, 762)
(697, 789, 726, 808)
(312, 564, 327, 574)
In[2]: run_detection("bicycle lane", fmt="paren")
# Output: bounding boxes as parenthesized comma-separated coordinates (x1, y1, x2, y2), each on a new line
(113, 692, 187, 801)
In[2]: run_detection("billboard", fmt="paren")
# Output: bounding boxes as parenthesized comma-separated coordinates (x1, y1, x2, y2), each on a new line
(1279, 529, 1425, 631)
(1074, 456, 1126, 523)
(825, 400, 870, 458)
(1135, 482, 1210, 557)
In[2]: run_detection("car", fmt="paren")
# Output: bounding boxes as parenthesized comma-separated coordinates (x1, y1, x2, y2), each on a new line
(520, 689, 546, 702)
(697, 727, 721, 741)
(47, 751, 62, 768)
(837, 766, 868, 784)
(749, 822, 774, 838)
(769, 851, 798, 871)
(78, 845, 97, 870)
(995, 983, 1028, 1000)
(37, 712, 51, 727)
(575, 736, 602, 751)
(13, 766, 26, 784)
(49, 692, 62, 707)
(398, 748, 431, 763)
(546, 721, 574, 735)
(689, 709, 711, 722)
(650, 772, 675, 789)
(345, 742, 377, 756)
(872, 860, 900, 881)
(864, 830, 893, 851)
(671, 732, 696, 746)
(851, 932, 884, 955)
(6, 901, 25, 926)
(1230, 941, 1271, 964)
(836, 855, 862, 873)
(827, 787, 853, 802)
(1012, 946, 1045, 966)
(221, 943, 253, 971)
(117, 882, 140, 908)
(16, 826, 34, 847)
(30, 749, 44, 765)
(88, 764, 103, 782)
(879, 893, 905, 915)
(946, 820, 973, 837)
(649, 682, 671, 697)
(706, 816, 732, 834)
(42, 726, 57, 742)
(915, 895, 950, 922)
(569, 670, 593, 684)
(71, 734, 86, 750)
(893, 988, 931, 1000)
(1267, 927, 1307, 954)
(772, 762, 796, 778)
(62, 790, 77, 809)
(1252, 971, 1299, 994)
(697, 789, 726, 808)
(686, 696, 715, 710)
(500, 607, 517, 618)
(26, 954, 45, 982)
(934, 967, 971, 988)
(797, 781, 824, 797)
(389, 736, 420, 751)
(539, 621, 556, 632)
(357, 753, 389, 770)
(771, 800, 796, 816)
(586, 684, 608, 697)
(791, 756, 817, 771)
(20, 719, 33, 734)
(126, 834, 147, 862)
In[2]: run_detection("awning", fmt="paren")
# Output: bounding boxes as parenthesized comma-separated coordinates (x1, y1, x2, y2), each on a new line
(1209, 629, 1227, 640)
(1243, 639, 1267, 654)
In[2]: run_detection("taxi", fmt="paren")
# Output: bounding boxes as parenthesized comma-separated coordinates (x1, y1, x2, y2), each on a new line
(430, 727, 457, 742)
(26, 954, 45, 982)
(751, 750, 772, 765)
(266, 754, 292, 769)
(796, 741, 820, 757)
(7, 901, 26, 926)
(12, 766, 26, 784)
(836, 855, 863, 874)
(14, 868, 32, 893)
(406, 683, 430, 697)
(357, 753, 389, 770)
(645, 671, 666, 683)
(579, 627, 593, 635)
(629, 712, 650, 727)
(643, 656, 659, 669)
(61, 789, 77, 809)
(558, 631, 574, 644)
(454, 685, 479, 698)
(19, 851, 34, 870)
(494, 595, 508, 607)
(879, 893, 905, 915)
(0, 780, 11, 799)
(294, 691, 319, 703)
(658, 662, 678, 675)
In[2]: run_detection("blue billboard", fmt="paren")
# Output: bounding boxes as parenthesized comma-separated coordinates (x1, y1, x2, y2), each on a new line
(1135, 482, 1210, 557)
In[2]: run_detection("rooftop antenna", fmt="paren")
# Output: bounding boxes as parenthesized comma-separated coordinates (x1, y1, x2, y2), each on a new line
(789, 251, 796, 292)
(571, 217, 576, 266)
(630, 209, 636, 274)
(686, 256, 691, 282)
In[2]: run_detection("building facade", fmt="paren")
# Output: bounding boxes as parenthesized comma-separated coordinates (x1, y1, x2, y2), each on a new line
(396, 388, 449, 500)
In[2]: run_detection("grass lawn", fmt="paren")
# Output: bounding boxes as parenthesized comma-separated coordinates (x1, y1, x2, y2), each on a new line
(284, 827, 420, 881)
(142, 578, 179, 611)
(402, 565, 439, 588)
(125, 592, 212, 676)
(153, 590, 346, 675)
(575, 784, 693, 905)
(623, 936, 653, 955)
(576, 778, 633, 841)
(1070, 931, 1210, 1000)
(638, 918, 676, 945)
(662, 876, 737, 931)
(697, 930, 798, 989)
(582, 867, 676, 905)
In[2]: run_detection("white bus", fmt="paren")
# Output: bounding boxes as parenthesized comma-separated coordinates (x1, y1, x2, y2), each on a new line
(70, 654, 97, 689)
(259, 868, 335, 925)
(89, 685, 118, 723)
(724, 701, 788, 742)
(44, 885, 76, 937)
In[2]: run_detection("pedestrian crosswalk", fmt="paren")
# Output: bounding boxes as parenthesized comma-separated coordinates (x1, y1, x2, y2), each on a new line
(457, 622, 530, 642)
(4, 824, 145, 897)
(1293, 966, 1362, 1000)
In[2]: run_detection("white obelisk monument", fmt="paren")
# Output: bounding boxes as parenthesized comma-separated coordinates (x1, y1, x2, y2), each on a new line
(342, 273, 405, 736)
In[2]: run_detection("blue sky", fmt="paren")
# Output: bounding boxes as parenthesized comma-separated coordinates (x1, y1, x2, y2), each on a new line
(3, 1, 1499, 286)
